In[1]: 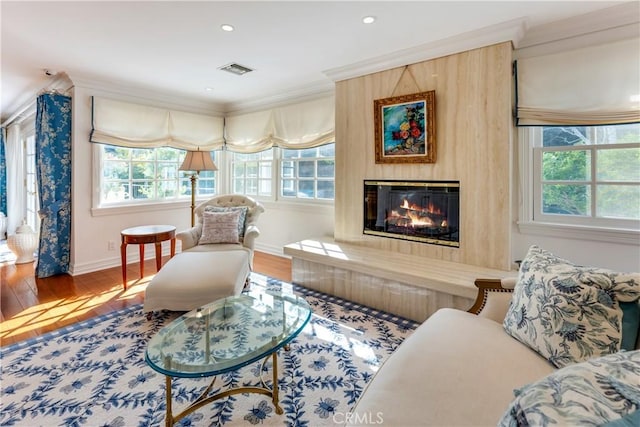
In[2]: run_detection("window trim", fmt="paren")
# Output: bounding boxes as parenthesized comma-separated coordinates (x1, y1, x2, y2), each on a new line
(517, 127, 640, 245)
(91, 199, 191, 217)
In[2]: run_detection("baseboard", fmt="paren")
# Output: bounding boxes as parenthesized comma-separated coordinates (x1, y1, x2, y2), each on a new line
(69, 246, 176, 276)
(254, 242, 289, 258)
(70, 244, 288, 276)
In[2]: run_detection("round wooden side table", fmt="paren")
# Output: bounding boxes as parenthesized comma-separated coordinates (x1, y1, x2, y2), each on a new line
(121, 224, 176, 289)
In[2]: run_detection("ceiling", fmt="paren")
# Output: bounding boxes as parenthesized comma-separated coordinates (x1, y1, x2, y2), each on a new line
(1, 1, 626, 121)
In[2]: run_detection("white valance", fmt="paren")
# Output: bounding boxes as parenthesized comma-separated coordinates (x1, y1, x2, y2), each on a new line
(516, 37, 640, 126)
(90, 97, 224, 150)
(225, 95, 335, 153)
(224, 110, 275, 153)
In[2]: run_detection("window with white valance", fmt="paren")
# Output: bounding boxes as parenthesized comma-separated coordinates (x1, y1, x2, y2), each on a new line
(225, 95, 335, 153)
(90, 96, 225, 150)
(516, 37, 640, 126)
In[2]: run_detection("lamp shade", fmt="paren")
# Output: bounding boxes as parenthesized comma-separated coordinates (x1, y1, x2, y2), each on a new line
(179, 150, 218, 172)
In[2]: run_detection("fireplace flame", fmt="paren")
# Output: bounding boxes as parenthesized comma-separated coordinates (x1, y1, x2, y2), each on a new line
(400, 199, 443, 216)
(387, 199, 445, 228)
(407, 210, 434, 227)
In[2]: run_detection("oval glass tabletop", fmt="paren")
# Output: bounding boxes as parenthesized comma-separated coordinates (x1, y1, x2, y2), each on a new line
(145, 291, 312, 378)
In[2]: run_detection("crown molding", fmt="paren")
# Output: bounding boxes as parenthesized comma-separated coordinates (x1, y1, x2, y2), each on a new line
(1, 72, 73, 127)
(515, 21, 639, 60)
(323, 17, 527, 83)
(69, 74, 335, 116)
(515, 2, 639, 59)
(518, 1, 639, 49)
(223, 80, 335, 115)
(68, 74, 226, 116)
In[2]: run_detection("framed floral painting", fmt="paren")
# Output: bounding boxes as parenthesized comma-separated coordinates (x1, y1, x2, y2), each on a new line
(374, 91, 436, 164)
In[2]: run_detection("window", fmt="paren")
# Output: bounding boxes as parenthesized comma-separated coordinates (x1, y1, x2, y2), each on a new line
(281, 144, 335, 200)
(230, 150, 273, 197)
(229, 143, 335, 201)
(25, 132, 39, 233)
(527, 124, 639, 229)
(99, 145, 217, 205)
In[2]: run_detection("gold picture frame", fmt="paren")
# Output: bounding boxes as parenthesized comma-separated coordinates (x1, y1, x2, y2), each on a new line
(374, 91, 436, 164)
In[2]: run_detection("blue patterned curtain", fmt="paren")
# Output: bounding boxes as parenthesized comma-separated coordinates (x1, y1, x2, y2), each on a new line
(35, 93, 72, 278)
(0, 127, 6, 216)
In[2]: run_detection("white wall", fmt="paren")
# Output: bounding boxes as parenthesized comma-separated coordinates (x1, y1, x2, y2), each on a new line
(253, 201, 334, 255)
(69, 83, 334, 275)
(512, 230, 640, 272)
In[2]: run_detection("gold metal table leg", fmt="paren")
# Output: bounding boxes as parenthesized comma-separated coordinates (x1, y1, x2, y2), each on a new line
(165, 375, 173, 427)
(272, 348, 283, 414)
(163, 349, 285, 425)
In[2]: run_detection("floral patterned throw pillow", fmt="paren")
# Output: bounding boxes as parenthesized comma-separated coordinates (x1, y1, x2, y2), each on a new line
(503, 246, 640, 368)
(199, 210, 241, 244)
(499, 350, 640, 427)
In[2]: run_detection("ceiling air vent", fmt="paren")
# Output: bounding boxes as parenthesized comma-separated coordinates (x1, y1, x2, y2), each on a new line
(218, 63, 254, 76)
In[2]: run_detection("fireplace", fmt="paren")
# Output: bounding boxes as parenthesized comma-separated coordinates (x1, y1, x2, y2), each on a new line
(363, 180, 460, 247)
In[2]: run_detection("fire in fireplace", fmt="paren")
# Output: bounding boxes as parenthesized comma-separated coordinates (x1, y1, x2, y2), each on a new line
(363, 180, 460, 247)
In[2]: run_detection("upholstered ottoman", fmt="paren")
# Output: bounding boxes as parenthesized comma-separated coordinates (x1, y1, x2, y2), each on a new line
(143, 250, 250, 315)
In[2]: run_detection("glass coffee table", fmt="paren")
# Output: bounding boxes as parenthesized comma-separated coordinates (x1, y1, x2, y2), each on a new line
(145, 291, 311, 427)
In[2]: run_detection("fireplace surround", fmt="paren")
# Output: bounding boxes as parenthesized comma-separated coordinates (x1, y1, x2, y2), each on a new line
(363, 180, 460, 247)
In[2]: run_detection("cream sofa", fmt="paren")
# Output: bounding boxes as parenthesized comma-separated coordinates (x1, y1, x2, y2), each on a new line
(347, 277, 640, 427)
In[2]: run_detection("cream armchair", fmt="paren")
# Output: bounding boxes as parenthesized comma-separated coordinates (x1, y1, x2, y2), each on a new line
(176, 194, 265, 268)
(143, 195, 265, 315)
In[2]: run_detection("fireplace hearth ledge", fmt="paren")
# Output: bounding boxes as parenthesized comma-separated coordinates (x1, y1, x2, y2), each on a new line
(283, 237, 516, 322)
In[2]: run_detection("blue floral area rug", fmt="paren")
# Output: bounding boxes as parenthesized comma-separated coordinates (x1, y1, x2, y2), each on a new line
(0, 273, 418, 426)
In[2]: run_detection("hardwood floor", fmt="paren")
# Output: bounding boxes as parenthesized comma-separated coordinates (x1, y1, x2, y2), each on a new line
(0, 251, 291, 347)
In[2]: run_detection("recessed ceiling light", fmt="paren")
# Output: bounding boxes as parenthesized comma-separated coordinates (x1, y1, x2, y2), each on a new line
(205, 87, 214, 92)
(221, 24, 234, 32)
(362, 16, 376, 24)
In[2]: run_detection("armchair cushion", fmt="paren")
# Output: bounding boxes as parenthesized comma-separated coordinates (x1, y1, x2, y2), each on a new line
(199, 210, 241, 244)
(204, 205, 248, 239)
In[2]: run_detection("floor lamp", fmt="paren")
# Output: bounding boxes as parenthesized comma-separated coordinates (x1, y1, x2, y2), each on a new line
(179, 150, 218, 227)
